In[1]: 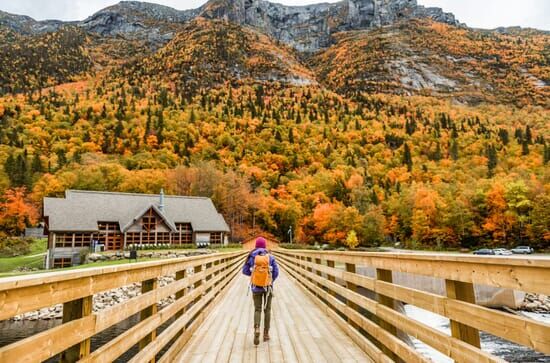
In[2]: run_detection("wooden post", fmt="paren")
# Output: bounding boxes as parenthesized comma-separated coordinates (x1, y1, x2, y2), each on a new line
(445, 279, 481, 348)
(193, 264, 203, 304)
(175, 269, 186, 318)
(306, 257, 313, 284)
(327, 260, 336, 296)
(174, 269, 186, 340)
(139, 278, 158, 361)
(205, 262, 213, 293)
(59, 295, 92, 363)
(345, 263, 359, 322)
(376, 268, 399, 361)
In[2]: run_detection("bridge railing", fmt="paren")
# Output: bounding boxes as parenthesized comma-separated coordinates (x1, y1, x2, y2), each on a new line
(0, 250, 247, 363)
(274, 249, 550, 363)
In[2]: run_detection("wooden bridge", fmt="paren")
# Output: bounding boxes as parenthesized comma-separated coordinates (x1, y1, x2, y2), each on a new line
(0, 249, 549, 362)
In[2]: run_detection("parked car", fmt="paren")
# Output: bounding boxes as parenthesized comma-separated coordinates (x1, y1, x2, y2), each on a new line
(511, 246, 534, 254)
(473, 248, 495, 255)
(493, 248, 513, 256)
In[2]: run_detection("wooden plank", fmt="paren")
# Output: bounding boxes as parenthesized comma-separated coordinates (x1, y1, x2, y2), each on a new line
(445, 279, 481, 348)
(276, 251, 550, 355)
(0, 255, 245, 363)
(281, 263, 383, 363)
(275, 250, 550, 295)
(280, 259, 416, 363)
(59, 295, 93, 363)
(132, 265, 241, 363)
(139, 278, 158, 362)
(0, 251, 247, 320)
(278, 256, 503, 363)
(80, 259, 242, 363)
(376, 268, 399, 361)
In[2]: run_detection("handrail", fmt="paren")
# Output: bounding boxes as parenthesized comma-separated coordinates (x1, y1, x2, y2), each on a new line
(274, 249, 550, 363)
(0, 251, 247, 362)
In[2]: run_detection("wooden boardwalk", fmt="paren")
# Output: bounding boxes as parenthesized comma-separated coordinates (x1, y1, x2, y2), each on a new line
(173, 271, 372, 363)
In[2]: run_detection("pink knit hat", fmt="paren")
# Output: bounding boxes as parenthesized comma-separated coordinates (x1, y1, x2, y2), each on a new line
(255, 237, 267, 249)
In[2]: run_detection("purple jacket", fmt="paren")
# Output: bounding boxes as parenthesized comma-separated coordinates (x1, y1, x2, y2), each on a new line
(242, 248, 279, 293)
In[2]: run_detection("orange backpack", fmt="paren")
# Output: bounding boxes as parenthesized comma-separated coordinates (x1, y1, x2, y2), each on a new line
(251, 253, 272, 287)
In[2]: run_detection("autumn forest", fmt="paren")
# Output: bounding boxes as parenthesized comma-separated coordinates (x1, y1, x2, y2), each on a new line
(0, 12, 548, 249)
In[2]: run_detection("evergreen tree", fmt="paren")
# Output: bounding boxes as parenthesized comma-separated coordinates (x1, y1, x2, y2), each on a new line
(402, 143, 413, 172)
(522, 139, 530, 155)
(450, 140, 459, 161)
(31, 154, 43, 173)
(486, 144, 498, 177)
(288, 128, 294, 143)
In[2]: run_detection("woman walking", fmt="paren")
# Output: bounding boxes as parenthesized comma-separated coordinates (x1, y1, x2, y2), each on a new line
(242, 237, 279, 345)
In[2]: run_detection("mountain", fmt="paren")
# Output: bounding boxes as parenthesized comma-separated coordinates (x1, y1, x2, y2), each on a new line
(198, 0, 458, 52)
(1, 0, 458, 51)
(0, 1, 547, 106)
(0, 26, 92, 94)
(0, 2, 549, 249)
(311, 19, 550, 106)
(122, 18, 316, 91)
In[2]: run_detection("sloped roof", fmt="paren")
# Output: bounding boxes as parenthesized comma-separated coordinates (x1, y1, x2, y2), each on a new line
(44, 190, 230, 233)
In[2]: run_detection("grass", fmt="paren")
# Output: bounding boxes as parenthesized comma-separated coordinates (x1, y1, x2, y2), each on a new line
(0, 239, 48, 276)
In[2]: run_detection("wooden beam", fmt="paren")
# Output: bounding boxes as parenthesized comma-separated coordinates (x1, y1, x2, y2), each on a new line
(139, 278, 158, 362)
(445, 279, 481, 348)
(275, 252, 550, 354)
(59, 295, 92, 363)
(277, 254, 502, 363)
(375, 268, 400, 361)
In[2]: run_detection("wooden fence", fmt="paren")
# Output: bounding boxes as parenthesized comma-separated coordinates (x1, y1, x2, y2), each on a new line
(0, 251, 247, 363)
(274, 250, 550, 363)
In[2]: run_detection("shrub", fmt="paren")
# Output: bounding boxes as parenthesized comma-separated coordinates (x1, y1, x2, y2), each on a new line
(0, 237, 33, 257)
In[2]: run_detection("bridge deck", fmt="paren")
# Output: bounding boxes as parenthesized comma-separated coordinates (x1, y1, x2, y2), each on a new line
(174, 271, 371, 363)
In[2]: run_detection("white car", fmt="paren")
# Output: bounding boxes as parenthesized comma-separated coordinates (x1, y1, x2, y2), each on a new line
(511, 246, 534, 254)
(493, 248, 513, 256)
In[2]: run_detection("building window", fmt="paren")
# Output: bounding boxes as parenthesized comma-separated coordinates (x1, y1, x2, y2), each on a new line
(176, 223, 193, 244)
(74, 233, 92, 248)
(210, 232, 222, 245)
(126, 232, 140, 245)
(142, 216, 156, 232)
(55, 233, 73, 248)
(53, 258, 72, 268)
(157, 232, 170, 244)
(98, 222, 122, 251)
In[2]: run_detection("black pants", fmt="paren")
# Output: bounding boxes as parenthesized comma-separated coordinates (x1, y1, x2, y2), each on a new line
(252, 290, 272, 331)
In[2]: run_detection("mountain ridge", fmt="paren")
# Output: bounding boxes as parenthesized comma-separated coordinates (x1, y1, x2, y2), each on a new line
(1, 0, 459, 51)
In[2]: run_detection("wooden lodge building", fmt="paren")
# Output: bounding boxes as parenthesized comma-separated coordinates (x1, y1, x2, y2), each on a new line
(43, 190, 230, 268)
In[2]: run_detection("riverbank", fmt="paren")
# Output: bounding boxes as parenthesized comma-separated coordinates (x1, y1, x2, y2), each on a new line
(519, 293, 550, 313)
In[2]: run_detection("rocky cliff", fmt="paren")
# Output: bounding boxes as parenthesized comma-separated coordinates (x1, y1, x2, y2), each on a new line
(0, 0, 459, 51)
(199, 0, 458, 51)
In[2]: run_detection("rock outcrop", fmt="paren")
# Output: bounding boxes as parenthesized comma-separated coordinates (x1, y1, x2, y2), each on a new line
(0, 0, 459, 52)
(199, 0, 459, 52)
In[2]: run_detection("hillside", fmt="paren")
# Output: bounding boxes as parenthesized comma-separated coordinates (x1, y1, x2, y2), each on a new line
(0, 1, 548, 249)
(311, 20, 550, 107)
(0, 26, 93, 94)
(121, 19, 316, 92)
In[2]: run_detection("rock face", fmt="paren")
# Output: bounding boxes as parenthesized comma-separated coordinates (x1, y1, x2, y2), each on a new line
(199, 0, 459, 52)
(0, 10, 66, 34)
(0, 0, 459, 52)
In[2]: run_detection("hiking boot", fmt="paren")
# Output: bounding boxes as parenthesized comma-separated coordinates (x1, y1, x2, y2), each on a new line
(263, 330, 270, 342)
(254, 327, 260, 346)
